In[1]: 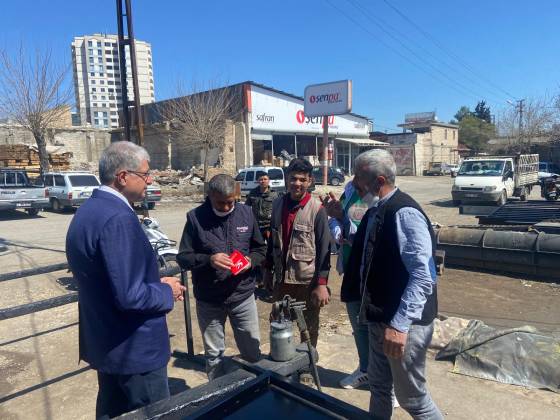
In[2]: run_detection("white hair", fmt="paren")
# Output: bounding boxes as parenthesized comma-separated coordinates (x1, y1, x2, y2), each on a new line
(208, 174, 235, 195)
(99, 141, 150, 185)
(354, 149, 396, 185)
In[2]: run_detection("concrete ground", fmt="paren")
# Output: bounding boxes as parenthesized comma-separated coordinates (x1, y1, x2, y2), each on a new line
(0, 176, 559, 419)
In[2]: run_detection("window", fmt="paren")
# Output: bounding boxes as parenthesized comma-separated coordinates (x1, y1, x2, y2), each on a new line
(235, 172, 245, 182)
(99, 72, 104, 77)
(115, 81, 120, 85)
(97, 49, 102, 55)
(89, 57, 94, 63)
(98, 57, 102, 63)
(245, 171, 255, 182)
(42, 175, 54, 186)
(105, 49, 111, 54)
(93, 103, 97, 107)
(100, 80, 105, 84)
(104, 42, 111, 47)
(103, 111, 108, 117)
(92, 95, 97, 100)
(108, 88, 114, 92)
(116, 88, 122, 93)
(103, 119, 109, 126)
(106, 57, 112, 62)
(88, 48, 93, 56)
(109, 95, 115, 100)
(54, 175, 66, 187)
(110, 103, 116, 108)
(111, 118, 118, 123)
(90, 72, 95, 77)
(110, 111, 117, 115)
(100, 87, 106, 92)
(267, 169, 284, 180)
(445, 129, 448, 140)
(108, 81, 114, 85)
(91, 80, 96, 84)
(107, 65, 113, 70)
(94, 118, 99, 125)
(114, 72, 120, 78)
(91, 88, 96, 92)
(88, 41, 93, 47)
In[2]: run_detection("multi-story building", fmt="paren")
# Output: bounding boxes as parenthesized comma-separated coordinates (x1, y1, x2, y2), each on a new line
(71, 34, 155, 129)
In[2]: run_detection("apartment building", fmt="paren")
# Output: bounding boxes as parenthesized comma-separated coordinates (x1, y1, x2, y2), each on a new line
(71, 34, 155, 129)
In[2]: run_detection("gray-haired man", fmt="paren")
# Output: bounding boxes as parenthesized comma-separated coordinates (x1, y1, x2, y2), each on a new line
(345, 149, 443, 419)
(177, 174, 266, 379)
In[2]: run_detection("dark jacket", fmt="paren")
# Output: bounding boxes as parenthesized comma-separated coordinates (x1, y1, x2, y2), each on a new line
(344, 190, 437, 324)
(245, 186, 280, 232)
(66, 189, 174, 375)
(177, 199, 266, 304)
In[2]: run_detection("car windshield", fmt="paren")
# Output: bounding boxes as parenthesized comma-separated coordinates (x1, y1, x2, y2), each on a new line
(69, 175, 100, 187)
(267, 169, 284, 180)
(457, 160, 505, 176)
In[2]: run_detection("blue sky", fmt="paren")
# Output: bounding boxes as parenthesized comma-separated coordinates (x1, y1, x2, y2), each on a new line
(2, 0, 559, 131)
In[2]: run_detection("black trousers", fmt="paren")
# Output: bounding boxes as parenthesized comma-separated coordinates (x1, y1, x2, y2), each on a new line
(96, 365, 170, 419)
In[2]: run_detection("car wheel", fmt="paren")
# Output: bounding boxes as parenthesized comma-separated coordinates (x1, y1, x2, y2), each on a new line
(331, 177, 341, 186)
(497, 190, 507, 206)
(147, 202, 156, 210)
(26, 208, 40, 217)
(51, 198, 63, 212)
(519, 187, 528, 201)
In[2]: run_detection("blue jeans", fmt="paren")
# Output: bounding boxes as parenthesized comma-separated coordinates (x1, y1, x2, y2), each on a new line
(346, 301, 369, 373)
(196, 294, 261, 380)
(368, 322, 443, 420)
(95, 365, 169, 419)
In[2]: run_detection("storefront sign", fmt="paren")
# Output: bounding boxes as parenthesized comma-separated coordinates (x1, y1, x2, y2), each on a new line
(250, 85, 367, 136)
(304, 80, 352, 117)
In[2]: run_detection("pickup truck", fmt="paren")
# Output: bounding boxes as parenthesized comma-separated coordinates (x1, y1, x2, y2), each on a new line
(0, 168, 50, 216)
(451, 154, 539, 206)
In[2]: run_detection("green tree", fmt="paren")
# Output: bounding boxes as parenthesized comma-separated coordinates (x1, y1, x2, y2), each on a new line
(459, 115, 496, 152)
(474, 100, 492, 123)
(450, 106, 472, 124)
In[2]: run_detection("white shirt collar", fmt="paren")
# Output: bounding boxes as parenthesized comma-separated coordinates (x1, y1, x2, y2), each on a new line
(99, 185, 133, 210)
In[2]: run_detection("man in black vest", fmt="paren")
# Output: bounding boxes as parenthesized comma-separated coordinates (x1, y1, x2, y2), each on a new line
(347, 149, 443, 419)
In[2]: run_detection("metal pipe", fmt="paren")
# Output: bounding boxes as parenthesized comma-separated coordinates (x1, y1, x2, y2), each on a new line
(436, 226, 560, 279)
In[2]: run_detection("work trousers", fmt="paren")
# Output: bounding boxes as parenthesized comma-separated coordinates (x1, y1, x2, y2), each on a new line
(196, 294, 261, 380)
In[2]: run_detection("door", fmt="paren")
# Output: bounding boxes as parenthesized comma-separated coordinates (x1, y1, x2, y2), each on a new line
(267, 168, 285, 190)
(53, 175, 66, 199)
(504, 161, 515, 196)
(235, 171, 248, 191)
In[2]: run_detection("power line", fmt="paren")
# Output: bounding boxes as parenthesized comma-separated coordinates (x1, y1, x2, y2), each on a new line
(323, 0, 492, 104)
(345, 0, 504, 106)
(381, 0, 517, 101)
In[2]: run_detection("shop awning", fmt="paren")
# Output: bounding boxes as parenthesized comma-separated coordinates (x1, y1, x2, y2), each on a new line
(335, 137, 389, 146)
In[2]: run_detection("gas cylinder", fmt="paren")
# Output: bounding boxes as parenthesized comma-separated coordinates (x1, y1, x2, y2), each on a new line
(270, 320, 296, 362)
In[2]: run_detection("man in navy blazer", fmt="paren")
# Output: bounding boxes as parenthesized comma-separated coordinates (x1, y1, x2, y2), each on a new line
(66, 141, 185, 419)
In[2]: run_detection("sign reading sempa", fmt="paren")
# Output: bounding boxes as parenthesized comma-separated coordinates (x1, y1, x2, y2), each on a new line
(304, 80, 352, 117)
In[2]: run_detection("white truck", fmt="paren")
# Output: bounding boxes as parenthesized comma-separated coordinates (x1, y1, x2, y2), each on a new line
(0, 168, 50, 216)
(451, 154, 539, 206)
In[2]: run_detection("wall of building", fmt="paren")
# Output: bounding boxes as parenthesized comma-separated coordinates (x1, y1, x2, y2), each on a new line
(0, 124, 111, 166)
(140, 120, 239, 174)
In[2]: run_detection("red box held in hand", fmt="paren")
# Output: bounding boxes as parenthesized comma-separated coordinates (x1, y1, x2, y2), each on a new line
(230, 250, 249, 275)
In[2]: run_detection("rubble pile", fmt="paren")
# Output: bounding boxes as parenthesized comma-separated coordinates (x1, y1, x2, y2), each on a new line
(150, 168, 205, 198)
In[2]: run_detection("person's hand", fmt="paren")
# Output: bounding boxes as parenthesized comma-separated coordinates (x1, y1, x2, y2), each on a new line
(321, 192, 344, 220)
(310, 285, 330, 308)
(161, 276, 186, 302)
(383, 325, 408, 359)
(239, 256, 252, 273)
(210, 253, 233, 270)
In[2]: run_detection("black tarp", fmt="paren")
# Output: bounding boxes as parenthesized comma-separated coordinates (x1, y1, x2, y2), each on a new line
(436, 320, 560, 393)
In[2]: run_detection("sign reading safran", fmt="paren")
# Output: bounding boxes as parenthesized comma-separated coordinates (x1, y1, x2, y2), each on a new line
(304, 80, 352, 117)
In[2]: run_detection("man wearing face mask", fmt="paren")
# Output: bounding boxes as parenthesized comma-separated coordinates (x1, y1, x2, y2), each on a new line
(346, 149, 442, 419)
(177, 174, 266, 379)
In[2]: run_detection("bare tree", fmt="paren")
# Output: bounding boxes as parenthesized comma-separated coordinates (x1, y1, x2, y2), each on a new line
(157, 81, 239, 180)
(0, 46, 72, 174)
(497, 95, 560, 152)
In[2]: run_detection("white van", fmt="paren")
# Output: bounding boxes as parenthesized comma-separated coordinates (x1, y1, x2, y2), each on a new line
(235, 166, 285, 194)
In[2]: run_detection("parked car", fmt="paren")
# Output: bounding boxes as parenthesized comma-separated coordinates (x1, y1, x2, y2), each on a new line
(538, 161, 560, 179)
(311, 166, 345, 186)
(43, 171, 162, 212)
(0, 168, 49, 216)
(43, 171, 100, 212)
(424, 162, 451, 176)
(235, 166, 285, 194)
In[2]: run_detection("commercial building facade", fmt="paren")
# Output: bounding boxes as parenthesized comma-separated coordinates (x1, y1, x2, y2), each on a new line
(139, 82, 377, 173)
(71, 34, 155, 129)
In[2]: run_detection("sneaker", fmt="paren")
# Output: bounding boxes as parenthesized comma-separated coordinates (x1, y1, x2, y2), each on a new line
(339, 368, 368, 389)
(392, 395, 400, 409)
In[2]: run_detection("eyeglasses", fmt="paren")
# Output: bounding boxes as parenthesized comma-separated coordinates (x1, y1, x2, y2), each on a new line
(126, 170, 151, 182)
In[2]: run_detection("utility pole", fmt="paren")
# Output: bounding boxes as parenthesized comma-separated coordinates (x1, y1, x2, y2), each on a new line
(518, 99, 525, 149)
(116, 0, 144, 145)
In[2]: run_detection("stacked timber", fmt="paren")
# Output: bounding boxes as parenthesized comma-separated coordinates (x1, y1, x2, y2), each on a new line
(0, 144, 72, 172)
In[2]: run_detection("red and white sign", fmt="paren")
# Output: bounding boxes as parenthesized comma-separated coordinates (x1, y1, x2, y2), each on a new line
(250, 85, 367, 136)
(304, 80, 352, 118)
